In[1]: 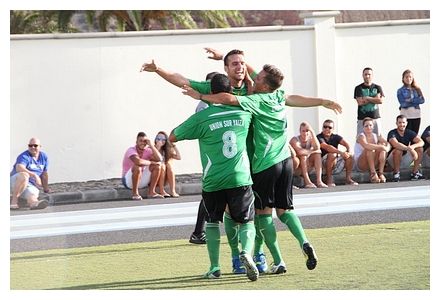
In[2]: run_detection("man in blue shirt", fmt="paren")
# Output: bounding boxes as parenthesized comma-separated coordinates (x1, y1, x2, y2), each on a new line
(10, 137, 50, 210)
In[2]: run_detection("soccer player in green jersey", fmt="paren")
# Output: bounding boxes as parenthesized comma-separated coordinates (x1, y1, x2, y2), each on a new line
(169, 74, 259, 281)
(182, 64, 342, 274)
(141, 50, 255, 274)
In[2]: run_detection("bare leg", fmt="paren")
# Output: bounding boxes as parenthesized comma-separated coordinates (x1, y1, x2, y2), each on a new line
(131, 166, 142, 197)
(299, 156, 315, 188)
(148, 164, 161, 197)
(325, 153, 336, 186)
(311, 153, 327, 187)
(166, 161, 179, 197)
(11, 172, 29, 207)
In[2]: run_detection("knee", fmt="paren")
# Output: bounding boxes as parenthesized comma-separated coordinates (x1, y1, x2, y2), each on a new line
(16, 172, 30, 183)
(131, 165, 142, 174)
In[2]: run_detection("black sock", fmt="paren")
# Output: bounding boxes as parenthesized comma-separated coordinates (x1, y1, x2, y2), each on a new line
(193, 199, 206, 234)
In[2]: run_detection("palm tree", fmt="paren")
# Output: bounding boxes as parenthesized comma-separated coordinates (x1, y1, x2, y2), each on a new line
(84, 10, 244, 32)
(10, 10, 77, 34)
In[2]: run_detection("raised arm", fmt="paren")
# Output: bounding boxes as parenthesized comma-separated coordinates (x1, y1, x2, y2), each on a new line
(140, 59, 190, 88)
(181, 85, 239, 106)
(285, 94, 342, 114)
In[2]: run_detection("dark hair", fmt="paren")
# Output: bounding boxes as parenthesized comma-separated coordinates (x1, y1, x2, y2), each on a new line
(205, 71, 220, 81)
(211, 74, 232, 94)
(396, 114, 407, 122)
(223, 49, 244, 66)
(401, 69, 418, 88)
(262, 64, 284, 91)
(323, 119, 334, 125)
(363, 67, 373, 73)
(155, 131, 174, 162)
(137, 131, 147, 139)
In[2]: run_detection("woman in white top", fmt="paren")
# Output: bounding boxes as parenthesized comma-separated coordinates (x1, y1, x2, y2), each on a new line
(153, 131, 181, 197)
(290, 122, 328, 188)
(354, 117, 389, 183)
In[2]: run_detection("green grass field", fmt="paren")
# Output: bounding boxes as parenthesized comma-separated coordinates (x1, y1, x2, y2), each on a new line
(10, 220, 429, 290)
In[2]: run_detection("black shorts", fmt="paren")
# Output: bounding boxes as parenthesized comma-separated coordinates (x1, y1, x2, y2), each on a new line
(202, 185, 255, 224)
(252, 157, 294, 210)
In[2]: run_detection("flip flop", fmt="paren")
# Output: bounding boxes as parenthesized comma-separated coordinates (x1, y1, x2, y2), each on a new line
(162, 193, 171, 198)
(10, 204, 19, 210)
(131, 195, 143, 200)
(149, 194, 164, 199)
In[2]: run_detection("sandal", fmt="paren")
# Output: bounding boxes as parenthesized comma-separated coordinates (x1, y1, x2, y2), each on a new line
(378, 173, 386, 183)
(370, 172, 380, 183)
(10, 204, 19, 210)
(131, 195, 143, 200)
(304, 183, 317, 189)
(346, 179, 359, 186)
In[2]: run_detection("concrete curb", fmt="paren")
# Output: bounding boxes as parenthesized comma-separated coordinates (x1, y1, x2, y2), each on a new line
(38, 168, 429, 206)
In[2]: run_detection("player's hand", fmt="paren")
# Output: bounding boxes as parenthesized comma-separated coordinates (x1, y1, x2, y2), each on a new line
(323, 100, 342, 114)
(204, 47, 223, 60)
(181, 85, 200, 100)
(140, 60, 158, 72)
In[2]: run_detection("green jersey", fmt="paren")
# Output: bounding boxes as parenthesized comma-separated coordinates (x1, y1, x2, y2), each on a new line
(173, 105, 253, 192)
(189, 79, 249, 96)
(236, 90, 290, 174)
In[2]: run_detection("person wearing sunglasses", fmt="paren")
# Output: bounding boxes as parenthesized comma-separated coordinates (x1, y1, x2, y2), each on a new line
(152, 131, 181, 198)
(316, 119, 358, 187)
(121, 132, 163, 200)
(10, 137, 50, 210)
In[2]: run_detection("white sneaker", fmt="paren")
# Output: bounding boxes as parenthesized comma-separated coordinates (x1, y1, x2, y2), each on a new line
(270, 261, 287, 274)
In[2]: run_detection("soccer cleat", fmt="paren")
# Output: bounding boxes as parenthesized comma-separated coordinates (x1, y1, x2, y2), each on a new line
(239, 252, 259, 281)
(270, 261, 287, 274)
(392, 172, 400, 182)
(203, 267, 221, 279)
(410, 171, 425, 181)
(189, 231, 206, 244)
(232, 256, 246, 274)
(302, 242, 318, 270)
(253, 252, 268, 273)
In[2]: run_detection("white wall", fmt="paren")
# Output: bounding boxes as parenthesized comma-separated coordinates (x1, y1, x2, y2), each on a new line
(10, 18, 430, 183)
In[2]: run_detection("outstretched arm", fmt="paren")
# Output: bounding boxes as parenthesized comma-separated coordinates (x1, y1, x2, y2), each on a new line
(182, 85, 239, 106)
(140, 59, 190, 88)
(285, 94, 342, 114)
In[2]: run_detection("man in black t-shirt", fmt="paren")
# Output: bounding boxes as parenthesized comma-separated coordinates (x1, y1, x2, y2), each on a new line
(387, 115, 425, 181)
(316, 119, 358, 187)
(354, 67, 385, 135)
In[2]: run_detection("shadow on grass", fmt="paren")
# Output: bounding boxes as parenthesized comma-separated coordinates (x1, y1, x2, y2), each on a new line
(11, 241, 215, 262)
(49, 273, 256, 290)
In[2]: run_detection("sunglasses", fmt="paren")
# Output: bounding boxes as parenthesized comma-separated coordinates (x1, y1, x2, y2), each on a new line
(155, 137, 167, 141)
(28, 144, 39, 148)
(323, 125, 333, 129)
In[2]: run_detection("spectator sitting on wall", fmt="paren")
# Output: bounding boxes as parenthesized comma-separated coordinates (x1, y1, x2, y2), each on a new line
(316, 119, 358, 186)
(10, 137, 50, 210)
(387, 115, 425, 182)
(121, 131, 163, 200)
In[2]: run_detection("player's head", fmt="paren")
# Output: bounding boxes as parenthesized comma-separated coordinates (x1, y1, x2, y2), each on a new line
(205, 71, 220, 81)
(254, 64, 284, 92)
(223, 49, 246, 84)
(210, 74, 232, 94)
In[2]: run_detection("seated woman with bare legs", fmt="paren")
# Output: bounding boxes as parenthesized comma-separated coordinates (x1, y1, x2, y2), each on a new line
(354, 117, 389, 183)
(290, 122, 328, 188)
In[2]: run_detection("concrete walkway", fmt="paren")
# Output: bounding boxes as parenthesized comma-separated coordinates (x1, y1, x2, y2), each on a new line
(17, 168, 429, 207)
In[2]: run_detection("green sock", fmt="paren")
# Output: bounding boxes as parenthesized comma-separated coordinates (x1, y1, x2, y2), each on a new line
(238, 222, 256, 254)
(279, 210, 307, 246)
(205, 222, 221, 270)
(253, 214, 264, 255)
(259, 214, 283, 264)
(224, 212, 240, 257)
